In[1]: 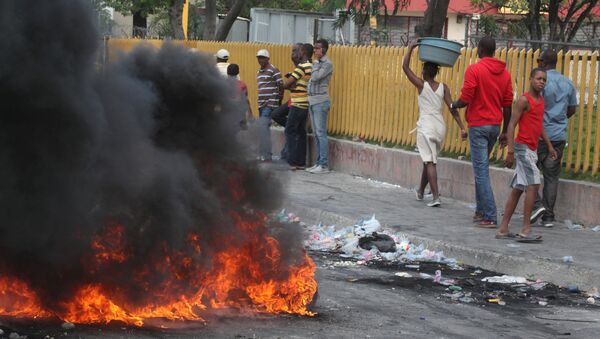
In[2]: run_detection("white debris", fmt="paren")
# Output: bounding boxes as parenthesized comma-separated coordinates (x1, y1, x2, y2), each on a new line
(304, 216, 460, 269)
(394, 272, 412, 278)
(61, 322, 76, 330)
(538, 301, 548, 306)
(9, 333, 20, 339)
(587, 297, 596, 304)
(482, 275, 528, 284)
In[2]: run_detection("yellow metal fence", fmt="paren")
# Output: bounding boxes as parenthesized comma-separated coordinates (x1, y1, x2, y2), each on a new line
(108, 39, 600, 176)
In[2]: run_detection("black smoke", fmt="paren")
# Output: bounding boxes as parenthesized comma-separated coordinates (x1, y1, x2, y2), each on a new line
(0, 0, 299, 314)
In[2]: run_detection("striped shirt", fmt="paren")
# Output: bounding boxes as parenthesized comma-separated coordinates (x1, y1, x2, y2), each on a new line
(290, 61, 312, 109)
(256, 64, 282, 108)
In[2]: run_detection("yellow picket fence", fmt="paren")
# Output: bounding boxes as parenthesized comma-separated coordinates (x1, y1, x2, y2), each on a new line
(108, 39, 600, 176)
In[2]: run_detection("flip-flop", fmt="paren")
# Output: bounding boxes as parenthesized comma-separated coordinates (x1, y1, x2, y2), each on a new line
(515, 233, 543, 243)
(495, 232, 516, 239)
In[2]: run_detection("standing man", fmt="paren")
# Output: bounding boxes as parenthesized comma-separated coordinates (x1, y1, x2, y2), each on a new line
(452, 36, 514, 227)
(215, 49, 230, 77)
(255, 49, 283, 162)
(306, 39, 334, 174)
(530, 50, 578, 227)
(283, 43, 313, 170)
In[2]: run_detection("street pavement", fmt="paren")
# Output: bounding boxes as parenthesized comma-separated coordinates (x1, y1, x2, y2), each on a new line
(269, 161, 600, 292)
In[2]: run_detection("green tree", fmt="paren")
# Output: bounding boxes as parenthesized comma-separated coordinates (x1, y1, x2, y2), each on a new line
(340, 0, 451, 45)
(473, 0, 599, 46)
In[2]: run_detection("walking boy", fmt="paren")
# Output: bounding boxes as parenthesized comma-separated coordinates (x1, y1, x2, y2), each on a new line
(496, 68, 557, 243)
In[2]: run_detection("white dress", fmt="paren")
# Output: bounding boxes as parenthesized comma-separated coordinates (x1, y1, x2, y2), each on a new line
(416, 82, 446, 163)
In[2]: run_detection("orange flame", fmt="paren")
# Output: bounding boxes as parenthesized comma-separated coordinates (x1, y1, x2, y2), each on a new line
(0, 211, 317, 326)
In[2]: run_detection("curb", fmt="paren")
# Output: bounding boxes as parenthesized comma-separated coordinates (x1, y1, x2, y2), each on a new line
(290, 203, 600, 292)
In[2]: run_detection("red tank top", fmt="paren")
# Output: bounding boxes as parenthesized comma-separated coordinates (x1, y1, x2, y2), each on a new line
(515, 93, 545, 150)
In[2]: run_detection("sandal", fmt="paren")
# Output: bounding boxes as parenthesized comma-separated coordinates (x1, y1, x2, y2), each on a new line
(495, 232, 516, 240)
(515, 233, 543, 243)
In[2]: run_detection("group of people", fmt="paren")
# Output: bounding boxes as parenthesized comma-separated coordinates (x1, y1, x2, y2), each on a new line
(404, 36, 577, 243)
(214, 40, 334, 174)
(214, 35, 577, 243)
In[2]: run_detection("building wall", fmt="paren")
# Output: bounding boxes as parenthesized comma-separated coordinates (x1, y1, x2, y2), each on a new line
(354, 12, 467, 46)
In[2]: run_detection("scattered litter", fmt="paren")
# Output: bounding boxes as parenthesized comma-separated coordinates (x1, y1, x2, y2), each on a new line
(9, 333, 21, 339)
(538, 301, 548, 306)
(394, 272, 412, 278)
(487, 298, 500, 304)
(419, 272, 433, 279)
(405, 264, 420, 269)
(434, 270, 442, 283)
(498, 300, 506, 306)
(459, 296, 474, 303)
(586, 287, 600, 299)
(358, 232, 397, 252)
(562, 256, 574, 264)
(592, 225, 600, 232)
(305, 216, 461, 269)
(565, 220, 583, 230)
(61, 322, 75, 330)
(567, 285, 580, 293)
(587, 297, 596, 304)
(482, 275, 527, 284)
(448, 285, 463, 292)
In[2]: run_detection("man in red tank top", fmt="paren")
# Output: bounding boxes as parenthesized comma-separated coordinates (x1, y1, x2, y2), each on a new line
(496, 68, 557, 243)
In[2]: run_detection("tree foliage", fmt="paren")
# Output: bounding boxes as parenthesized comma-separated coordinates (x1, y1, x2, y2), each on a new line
(472, 0, 600, 45)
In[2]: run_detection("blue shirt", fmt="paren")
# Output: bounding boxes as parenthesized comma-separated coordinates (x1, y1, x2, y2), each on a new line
(542, 69, 578, 141)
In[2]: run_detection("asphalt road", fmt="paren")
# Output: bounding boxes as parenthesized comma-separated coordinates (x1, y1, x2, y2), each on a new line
(3, 251, 599, 339)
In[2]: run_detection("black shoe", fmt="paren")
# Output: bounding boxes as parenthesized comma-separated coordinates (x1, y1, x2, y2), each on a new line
(530, 206, 546, 224)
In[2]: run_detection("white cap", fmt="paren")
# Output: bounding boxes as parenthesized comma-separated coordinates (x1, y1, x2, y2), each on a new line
(256, 49, 270, 58)
(215, 49, 230, 60)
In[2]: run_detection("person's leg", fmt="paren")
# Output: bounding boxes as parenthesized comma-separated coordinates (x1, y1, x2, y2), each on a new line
(308, 105, 319, 168)
(418, 163, 428, 197)
(295, 108, 308, 167)
(469, 125, 499, 223)
(258, 106, 273, 160)
(285, 107, 301, 166)
(271, 103, 289, 127)
(425, 162, 439, 200)
(541, 141, 565, 222)
(312, 100, 330, 167)
(521, 184, 540, 235)
(532, 142, 548, 212)
(497, 188, 523, 235)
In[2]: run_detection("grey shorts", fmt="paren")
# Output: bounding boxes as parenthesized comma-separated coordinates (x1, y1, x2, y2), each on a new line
(510, 142, 541, 191)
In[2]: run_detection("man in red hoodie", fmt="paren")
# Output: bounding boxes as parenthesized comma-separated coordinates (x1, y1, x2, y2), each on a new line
(452, 36, 513, 227)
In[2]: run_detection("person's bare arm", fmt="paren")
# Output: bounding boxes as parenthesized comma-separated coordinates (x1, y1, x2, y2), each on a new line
(541, 130, 558, 160)
(504, 96, 527, 168)
(499, 106, 512, 147)
(402, 42, 424, 93)
(444, 84, 467, 139)
(567, 105, 577, 119)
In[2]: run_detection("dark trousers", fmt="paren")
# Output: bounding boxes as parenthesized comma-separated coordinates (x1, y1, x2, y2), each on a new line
(272, 103, 289, 159)
(271, 103, 289, 127)
(285, 106, 308, 167)
(534, 140, 565, 221)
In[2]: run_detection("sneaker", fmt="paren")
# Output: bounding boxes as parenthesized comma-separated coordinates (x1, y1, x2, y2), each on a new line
(310, 165, 330, 174)
(530, 207, 546, 224)
(415, 190, 424, 201)
(542, 219, 555, 228)
(476, 220, 497, 228)
(427, 198, 441, 207)
(305, 164, 319, 172)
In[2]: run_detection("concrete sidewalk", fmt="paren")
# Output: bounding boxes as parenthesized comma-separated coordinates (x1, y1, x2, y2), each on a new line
(267, 162, 600, 292)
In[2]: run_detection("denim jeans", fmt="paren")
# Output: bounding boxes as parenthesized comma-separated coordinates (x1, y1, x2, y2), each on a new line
(469, 125, 500, 222)
(534, 140, 565, 221)
(285, 106, 308, 167)
(309, 100, 330, 167)
(258, 106, 274, 159)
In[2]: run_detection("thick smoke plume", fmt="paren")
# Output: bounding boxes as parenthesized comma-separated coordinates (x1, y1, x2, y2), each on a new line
(0, 0, 301, 314)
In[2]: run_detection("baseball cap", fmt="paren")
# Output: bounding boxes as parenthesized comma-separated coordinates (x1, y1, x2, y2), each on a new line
(215, 49, 230, 60)
(256, 49, 270, 58)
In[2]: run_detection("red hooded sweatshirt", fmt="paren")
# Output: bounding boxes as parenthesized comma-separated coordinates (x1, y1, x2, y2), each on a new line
(459, 57, 513, 127)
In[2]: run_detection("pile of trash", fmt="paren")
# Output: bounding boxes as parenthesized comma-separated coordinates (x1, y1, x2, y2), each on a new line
(302, 214, 460, 269)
